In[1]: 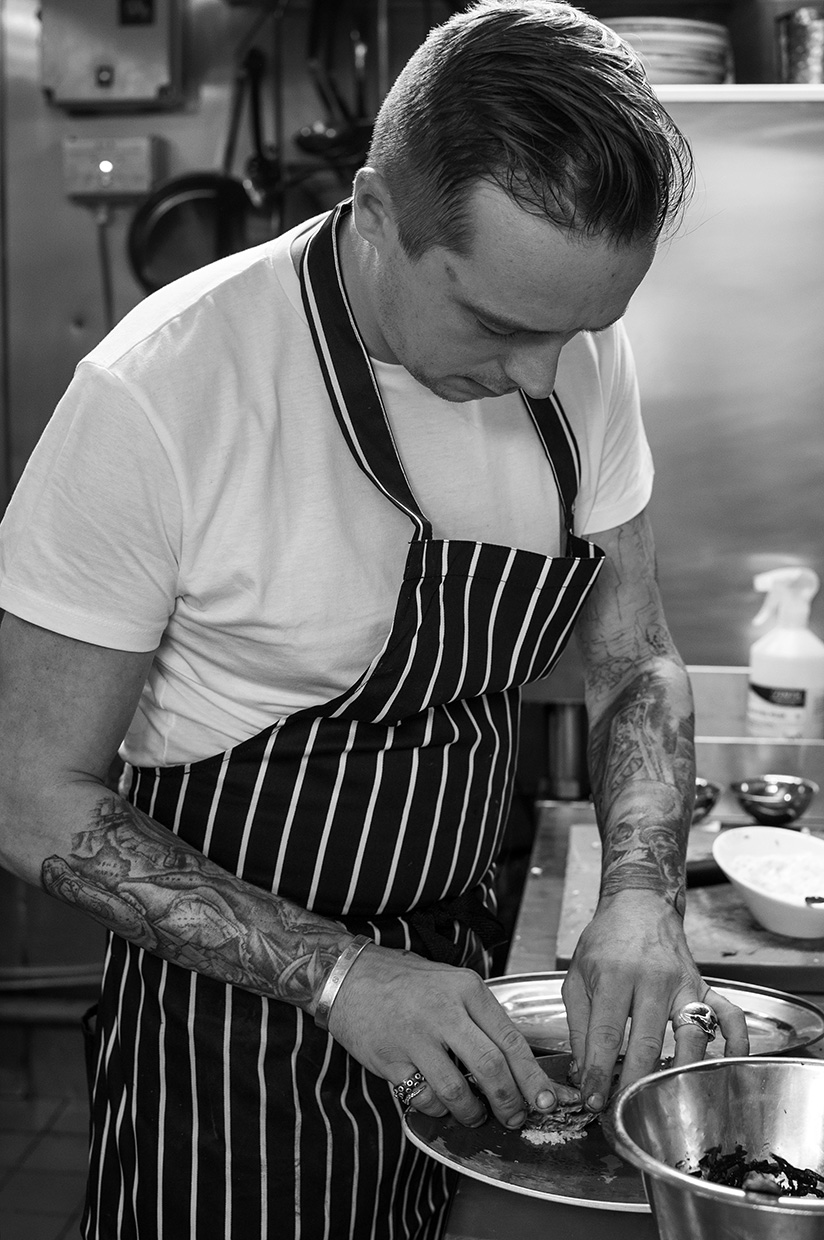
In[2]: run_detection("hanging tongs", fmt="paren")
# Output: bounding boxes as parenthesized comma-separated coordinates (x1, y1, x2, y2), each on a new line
(240, 47, 283, 211)
(294, 0, 373, 163)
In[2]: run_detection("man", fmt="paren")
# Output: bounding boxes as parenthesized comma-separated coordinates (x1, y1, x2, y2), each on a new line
(0, 3, 748, 1237)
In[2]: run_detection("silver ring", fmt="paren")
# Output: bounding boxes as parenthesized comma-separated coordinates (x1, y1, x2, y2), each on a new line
(672, 1001, 719, 1042)
(392, 1071, 428, 1107)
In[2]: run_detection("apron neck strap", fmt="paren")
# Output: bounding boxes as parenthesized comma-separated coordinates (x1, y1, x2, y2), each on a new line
(520, 391, 581, 548)
(300, 201, 432, 541)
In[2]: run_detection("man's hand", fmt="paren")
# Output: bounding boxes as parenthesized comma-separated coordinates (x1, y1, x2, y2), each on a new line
(326, 942, 581, 1129)
(561, 889, 750, 1110)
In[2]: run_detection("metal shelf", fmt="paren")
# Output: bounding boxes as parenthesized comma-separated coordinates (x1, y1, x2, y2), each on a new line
(655, 83, 824, 102)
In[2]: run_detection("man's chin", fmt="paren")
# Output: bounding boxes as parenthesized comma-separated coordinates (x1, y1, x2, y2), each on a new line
(428, 376, 515, 402)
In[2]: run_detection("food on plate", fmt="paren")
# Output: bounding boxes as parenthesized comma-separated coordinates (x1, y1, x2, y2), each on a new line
(520, 1097, 599, 1147)
(679, 1144, 824, 1198)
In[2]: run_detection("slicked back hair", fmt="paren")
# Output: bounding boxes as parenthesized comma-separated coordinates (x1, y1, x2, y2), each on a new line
(366, 0, 694, 258)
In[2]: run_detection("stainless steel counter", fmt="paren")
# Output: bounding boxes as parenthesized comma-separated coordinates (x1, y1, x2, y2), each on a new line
(442, 800, 824, 1240)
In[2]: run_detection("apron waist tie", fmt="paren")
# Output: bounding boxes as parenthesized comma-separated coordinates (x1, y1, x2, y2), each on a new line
(405, 887, 508, 967)
(339, 886, 506, 968)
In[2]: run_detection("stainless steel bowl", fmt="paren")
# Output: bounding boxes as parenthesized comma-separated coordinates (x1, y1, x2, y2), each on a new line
(692, 777, 721, 823)
(730, 775, 819, 827)
(605, 1057, 824, 1240)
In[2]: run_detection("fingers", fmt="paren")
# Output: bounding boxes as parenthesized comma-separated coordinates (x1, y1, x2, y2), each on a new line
(562, 968, 629, 1111)
(391, 1049, 580, 1129)
(670, 986, 750, 1067)
(711, 987, 750, 1058)
(564, 966, 753, 1109)
(407, 990, 582, 1128)
(332, 945, 578, 1130)
(670, 1015, 713, 1067)
(616, 997, 669, 1088)
(461, 987, 580, 1124)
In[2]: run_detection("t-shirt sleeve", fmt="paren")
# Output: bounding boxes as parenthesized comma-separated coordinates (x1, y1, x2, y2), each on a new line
(0, 361, 182, 651)
(576, 321, 654, 536)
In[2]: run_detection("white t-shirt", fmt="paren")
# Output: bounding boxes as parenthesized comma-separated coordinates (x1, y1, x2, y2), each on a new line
(0, 216, 653, 767)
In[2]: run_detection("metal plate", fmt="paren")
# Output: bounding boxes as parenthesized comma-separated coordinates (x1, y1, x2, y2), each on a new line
(404, 1050, 649, 1211)
(403, 973, 824, 1210)
(487, 972, 824, 1059)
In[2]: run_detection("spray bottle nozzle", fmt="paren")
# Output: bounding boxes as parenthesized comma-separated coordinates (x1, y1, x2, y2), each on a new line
(752, 567, 820, 630)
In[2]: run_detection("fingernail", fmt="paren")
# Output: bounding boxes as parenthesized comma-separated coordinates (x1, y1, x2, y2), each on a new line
(586, 1093, 605, 1112)
(468, 1112, 487, 1128)
(506, 1111, 527, 1129)
(535, 1090, 556, 1111)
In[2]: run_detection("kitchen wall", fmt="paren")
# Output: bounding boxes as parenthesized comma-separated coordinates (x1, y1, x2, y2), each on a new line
(529, 91, 824, 708)
(630, 98, 824, 669)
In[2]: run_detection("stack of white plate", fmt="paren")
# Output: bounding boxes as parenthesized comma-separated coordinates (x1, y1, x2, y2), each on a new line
(606, 17, 734, 84)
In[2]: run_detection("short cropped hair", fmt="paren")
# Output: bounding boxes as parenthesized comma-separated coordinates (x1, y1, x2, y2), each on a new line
(367, 0, 694, 257)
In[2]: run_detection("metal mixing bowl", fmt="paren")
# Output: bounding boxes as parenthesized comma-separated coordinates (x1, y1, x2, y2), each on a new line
(692, 777, 721, 823)
(730, 775, 819, 827)
(605, 1057, 824, 1240)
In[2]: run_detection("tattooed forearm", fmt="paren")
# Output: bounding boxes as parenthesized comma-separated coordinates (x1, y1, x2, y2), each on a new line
(573, 512, 696, 916)
(588, 663, 695, 916)
(41, 796, 351, 1011)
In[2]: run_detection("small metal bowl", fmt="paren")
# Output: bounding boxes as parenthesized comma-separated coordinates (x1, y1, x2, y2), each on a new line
(606, 1057, 824, 1240)
(730, 775, 819, 827)
(692, 777, 721, 823)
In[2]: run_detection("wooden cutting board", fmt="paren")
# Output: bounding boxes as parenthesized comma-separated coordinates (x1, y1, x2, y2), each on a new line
(555, 824, 824, 992)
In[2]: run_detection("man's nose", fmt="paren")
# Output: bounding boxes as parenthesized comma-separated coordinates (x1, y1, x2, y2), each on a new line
(502, 337, 566, 399)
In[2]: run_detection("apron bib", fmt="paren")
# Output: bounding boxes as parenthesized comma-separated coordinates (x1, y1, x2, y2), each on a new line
(83, 203, 604, 1240)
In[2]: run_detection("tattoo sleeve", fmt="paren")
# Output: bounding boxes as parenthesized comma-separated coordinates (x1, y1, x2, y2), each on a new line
(40, 795, 352, 1012)
(577, 518, 696, 918)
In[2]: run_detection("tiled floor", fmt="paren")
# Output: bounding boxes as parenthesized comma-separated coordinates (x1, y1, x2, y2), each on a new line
(0, 1094, 88, 1240)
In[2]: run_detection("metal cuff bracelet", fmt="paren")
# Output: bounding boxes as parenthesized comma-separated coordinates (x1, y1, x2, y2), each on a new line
(313, 934, 372, 1031)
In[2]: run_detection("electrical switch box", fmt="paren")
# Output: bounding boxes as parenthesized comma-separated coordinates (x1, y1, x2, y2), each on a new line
(41, 0, 183, 112)
(61, 136, 166, 201)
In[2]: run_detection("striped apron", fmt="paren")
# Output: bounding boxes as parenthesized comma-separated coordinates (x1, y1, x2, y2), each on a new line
(82, 203, 605, 1240)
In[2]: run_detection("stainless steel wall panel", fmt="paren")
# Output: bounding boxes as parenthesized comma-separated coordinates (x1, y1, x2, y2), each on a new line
(625, 100, 824, 666)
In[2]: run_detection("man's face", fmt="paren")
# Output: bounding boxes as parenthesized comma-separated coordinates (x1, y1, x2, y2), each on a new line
(364, 182, 656, 403)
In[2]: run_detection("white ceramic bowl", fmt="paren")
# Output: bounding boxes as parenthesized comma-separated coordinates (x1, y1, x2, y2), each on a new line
(712, 826, 824, 939)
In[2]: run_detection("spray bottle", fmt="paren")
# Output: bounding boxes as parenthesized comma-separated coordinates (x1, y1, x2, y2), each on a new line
(746, 567, 824, 740)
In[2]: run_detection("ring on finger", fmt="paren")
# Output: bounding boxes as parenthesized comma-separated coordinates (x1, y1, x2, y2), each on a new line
(671, 1000, 719, 1042)
(392, 1071, 428, 1107)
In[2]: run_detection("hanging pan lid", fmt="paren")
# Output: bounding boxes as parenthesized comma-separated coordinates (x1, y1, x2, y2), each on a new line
(127, 46, 281, 294)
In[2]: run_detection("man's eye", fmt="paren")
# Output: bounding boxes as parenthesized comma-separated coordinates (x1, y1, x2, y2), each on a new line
(477, 318, 516, 338)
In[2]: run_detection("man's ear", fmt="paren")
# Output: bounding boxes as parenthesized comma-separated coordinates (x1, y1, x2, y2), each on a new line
(350, 167, 398, 252)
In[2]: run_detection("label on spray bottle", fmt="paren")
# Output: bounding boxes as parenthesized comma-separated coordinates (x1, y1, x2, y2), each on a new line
(746, 682, 807, 739)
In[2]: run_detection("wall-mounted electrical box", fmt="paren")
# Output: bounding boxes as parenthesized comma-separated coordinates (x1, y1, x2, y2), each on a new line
(41, 0, 183, 112)
(61, 135, 167, 201)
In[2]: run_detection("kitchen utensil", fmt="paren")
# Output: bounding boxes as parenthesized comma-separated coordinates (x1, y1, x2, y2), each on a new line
(605, 1057, 824, 1239)
(128, 48, 262, 293)
(403, 1049, 650, 1211)
(127, 1, 295, 294)
(294, 0, 373, 163)
(692, 777, 720, 823)
(545, 702, 589, 800)
(483, 972, 824, 1059)
(712, 826, 824, 938)
(777, 7, 824, 83)
(730, 775, 819, 826)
